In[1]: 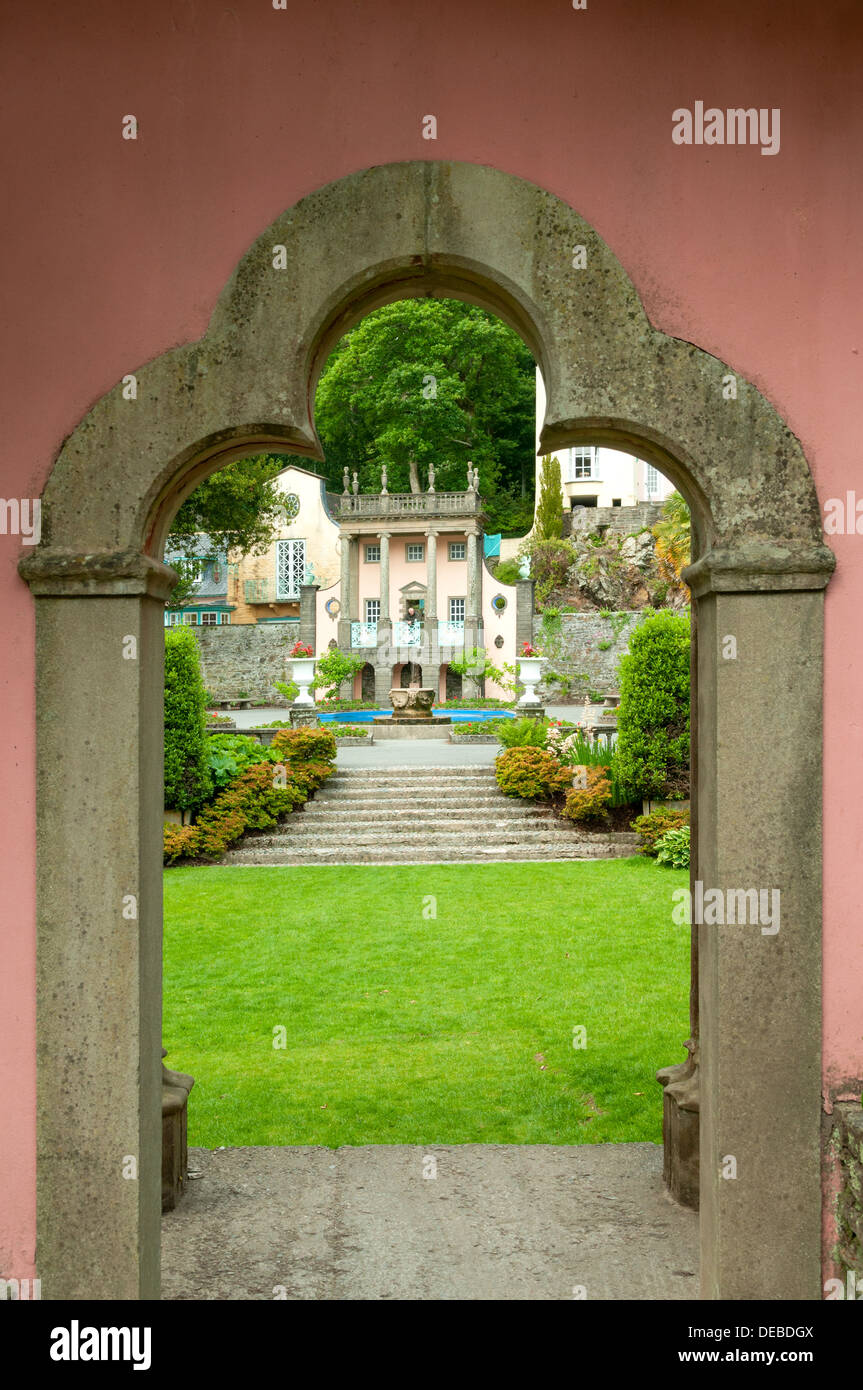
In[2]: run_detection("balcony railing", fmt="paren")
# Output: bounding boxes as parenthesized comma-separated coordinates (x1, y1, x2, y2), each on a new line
(334, 490, 482, 521)
(244, 578, 298, 603)
(350, 621, 379, 648)
(349, 619, 466, 650)
(438, 620, 465, 646)
(393, 621, 423, 646)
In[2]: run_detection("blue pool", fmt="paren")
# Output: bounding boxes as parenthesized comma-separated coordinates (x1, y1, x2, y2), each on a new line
(319, 709, 515, 724)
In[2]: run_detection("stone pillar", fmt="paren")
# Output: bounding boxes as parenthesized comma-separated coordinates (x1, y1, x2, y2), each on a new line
(298, 583, 318, 652)
(337, 531, 357, 649)
(515, 578, 535, 652)
(466, 530, 478, 621)
(21, 553, 171, 1299)
(425, 529, 438, 620)
(684, 550, 829, 1301)
(378, 531, 391, 623)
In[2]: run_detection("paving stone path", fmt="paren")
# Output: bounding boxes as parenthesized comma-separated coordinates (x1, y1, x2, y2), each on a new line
(162, 1143, 698, 1301)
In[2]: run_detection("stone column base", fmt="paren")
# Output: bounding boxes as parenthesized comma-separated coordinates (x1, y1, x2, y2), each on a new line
(517, 704, 546, 721)
(290, 705, 319, 728)
(161, 1049, 194, 1213)
(657, 1040, 700, 1210)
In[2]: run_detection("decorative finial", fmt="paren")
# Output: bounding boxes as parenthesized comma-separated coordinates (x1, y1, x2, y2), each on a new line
(427, 463, 436, 494)
(381, 464, 388, 495)
(466, 461, 474, 490)
(473, 468, 479, 494)
(342, 467, 350, 496)
(352, 471, 359, 496)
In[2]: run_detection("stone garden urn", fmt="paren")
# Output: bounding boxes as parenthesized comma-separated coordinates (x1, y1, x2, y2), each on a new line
(291, 655, 316, 706)
(516, 655, 547, 706)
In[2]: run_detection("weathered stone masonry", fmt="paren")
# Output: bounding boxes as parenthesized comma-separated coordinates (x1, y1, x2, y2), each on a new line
(193, 623, 295, 702)
(537, 610, 653, 699)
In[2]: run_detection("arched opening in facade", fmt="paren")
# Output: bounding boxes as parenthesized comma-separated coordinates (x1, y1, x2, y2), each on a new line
(20, 161, 833, 1301)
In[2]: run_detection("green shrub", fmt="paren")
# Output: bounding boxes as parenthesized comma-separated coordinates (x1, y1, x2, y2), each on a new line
(654, 825, 691, 869)
(162, 823, 200, 865)
(496, 716, 552, 748)
(193, 763, 306, 859)
(163, 760, 307, 863)
(164, 627, 213, 813)
(631, 807, 690, 856)
(613, 610, 690, 798)
(495, 747, 572, 800)
(206, 732, 281, 792)
(519, 537, 579, 606)
(271, 725, 338, 764)
(312, 648, 366, 699)
(559, 766, 612, 823)
(452, 719, 508, 736)
(492, 557, 522, 586)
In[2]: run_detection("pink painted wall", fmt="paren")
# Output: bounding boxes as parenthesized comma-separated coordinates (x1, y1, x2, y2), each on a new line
(1, 0, 861, 1280)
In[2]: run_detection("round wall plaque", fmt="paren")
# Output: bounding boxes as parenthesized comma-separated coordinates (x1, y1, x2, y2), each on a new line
(491, 593, 507, 613)
(325, 597, 341, 618)
(282, 493, 300, 519)
(494, 635, 505, 649)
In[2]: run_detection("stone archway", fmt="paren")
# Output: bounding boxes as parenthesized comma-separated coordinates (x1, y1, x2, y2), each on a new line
(20, 161, 834, 1301)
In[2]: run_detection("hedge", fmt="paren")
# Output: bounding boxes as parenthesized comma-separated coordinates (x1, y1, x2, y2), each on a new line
(164, 626, 213, 814)
(613, 609, 690, 798)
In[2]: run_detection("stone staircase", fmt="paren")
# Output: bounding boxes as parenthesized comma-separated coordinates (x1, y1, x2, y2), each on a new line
(224, 766, 639, 865)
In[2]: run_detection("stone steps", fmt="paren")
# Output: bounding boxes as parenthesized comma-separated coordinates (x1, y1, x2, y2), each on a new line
(299, 804, 558, 824)
(226, 842, 623, 865)
(222, 764, 637, 866)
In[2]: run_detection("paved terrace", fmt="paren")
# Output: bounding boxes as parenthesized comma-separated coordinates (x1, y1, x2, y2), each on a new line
(162, 1143, 698, 1301)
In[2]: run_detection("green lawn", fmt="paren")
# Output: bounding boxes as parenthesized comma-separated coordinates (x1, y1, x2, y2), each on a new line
(163, 859, 689, 1147)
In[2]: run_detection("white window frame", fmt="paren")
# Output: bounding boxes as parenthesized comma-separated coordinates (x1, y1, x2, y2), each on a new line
(182, 611, 198, 625)
(565, 446, 596, 482)
(199, 611, 218, 626)
(219, 612, 232, 625)
(276, 538, 306, 600)
(449, 596, 466, 623)
(364, 598, 381, 623)
(406, 542, 425, 563)
(646, 464, 660, 496)
(365, 543, 380, 563)
(448, 541, 466, 561)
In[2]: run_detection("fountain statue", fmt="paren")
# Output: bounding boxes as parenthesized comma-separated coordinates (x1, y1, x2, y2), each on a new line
(374, 685, 451, 726)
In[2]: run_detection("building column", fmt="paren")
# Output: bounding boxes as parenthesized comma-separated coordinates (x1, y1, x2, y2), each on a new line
(338, 531, 356, 649)
(465, 530, 478, 621)
(425, 530, 438, 620)
(378, 532, 391, 623)
(298, 583, 318, 652)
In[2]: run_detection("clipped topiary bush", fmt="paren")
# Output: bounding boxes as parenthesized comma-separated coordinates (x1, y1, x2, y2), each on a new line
(164, 626, 213, 814)
(559, 766, 612, 823)
(613, 609, 690, 799)
(495, 747, 572, 800)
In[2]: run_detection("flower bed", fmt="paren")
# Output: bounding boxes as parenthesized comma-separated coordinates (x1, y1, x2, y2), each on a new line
(163, 726, 337, 864)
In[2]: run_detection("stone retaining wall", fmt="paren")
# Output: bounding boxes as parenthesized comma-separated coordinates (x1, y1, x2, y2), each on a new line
(194, 624, 296, 701)
(537, 610, 653, 699)
(563, 501, 665, 538)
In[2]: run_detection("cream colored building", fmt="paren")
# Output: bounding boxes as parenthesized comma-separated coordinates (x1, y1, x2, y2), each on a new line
(228, 464, 341, 625)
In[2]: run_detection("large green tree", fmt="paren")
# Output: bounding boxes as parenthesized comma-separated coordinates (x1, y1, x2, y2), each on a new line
(312, 299, 536, 532)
